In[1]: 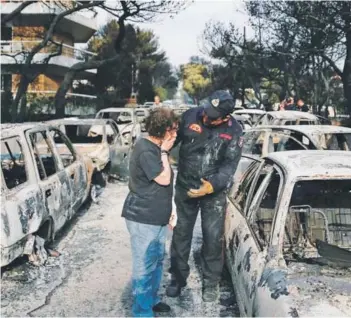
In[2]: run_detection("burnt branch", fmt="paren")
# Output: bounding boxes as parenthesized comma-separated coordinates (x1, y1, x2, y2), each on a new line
(1, 0, 36, 25)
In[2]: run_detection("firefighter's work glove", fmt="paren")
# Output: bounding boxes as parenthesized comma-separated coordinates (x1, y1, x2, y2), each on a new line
(187, 178, 214, 198)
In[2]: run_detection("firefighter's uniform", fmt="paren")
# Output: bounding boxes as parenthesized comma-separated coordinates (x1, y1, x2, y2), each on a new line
(168, 90, 243, 301)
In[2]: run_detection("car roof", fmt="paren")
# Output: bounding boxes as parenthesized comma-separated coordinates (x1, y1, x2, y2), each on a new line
(46, 119, 113, 126)
(234, 109, 266, 114)
(233, 114, 251, 122)
(264, 111, 318, 120)
(265, 150, 351, 179)
(1, 122, 46, 139)
(248, 125, 351, 134)
(97, 107, 134, 112)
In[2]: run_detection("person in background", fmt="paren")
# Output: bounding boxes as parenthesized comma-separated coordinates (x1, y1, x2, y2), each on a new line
(122, 108, 178, 317)
(284, 97, 296, 110)
(296, 99, 309, 112)
(166, 90, 243, 303)
(153, 95, 163, 108)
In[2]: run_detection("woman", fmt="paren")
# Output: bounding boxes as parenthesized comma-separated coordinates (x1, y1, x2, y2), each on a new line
(122, 107, 178, 317)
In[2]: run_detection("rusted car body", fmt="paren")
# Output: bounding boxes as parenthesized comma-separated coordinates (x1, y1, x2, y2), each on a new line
(234, 109, 266, 125)
(1, 123, 92, 267)
(255, 111, 320, 127)
(225, 151, 351, 316)
(46, 119, 130, 180)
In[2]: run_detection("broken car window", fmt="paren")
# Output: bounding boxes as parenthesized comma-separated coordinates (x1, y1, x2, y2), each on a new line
(98, 112, 133, 124)
(29, 132, 58, 180)
(50, 129, 76, 168)
(243, 131, 266, 155)
(1, 137, 27, 189)
(59, 125, 103, 144)
(250, 168, 281, 247)
(321, 133, 351, 151)
(286, 180, 351, 248)
(269, 132, 307, 152)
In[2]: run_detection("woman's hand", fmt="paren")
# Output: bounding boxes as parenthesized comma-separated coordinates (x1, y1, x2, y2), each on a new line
(168, 211, 177, 230)
(161, 137, 176, 152)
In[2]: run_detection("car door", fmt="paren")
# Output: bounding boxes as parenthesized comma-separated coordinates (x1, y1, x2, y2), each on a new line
(226, 160, 262, 314)
(26, 128, 72, 234)
(0, 136, 44, 266)
(49, 127, 88, 214)
(238, 163, 284, 316)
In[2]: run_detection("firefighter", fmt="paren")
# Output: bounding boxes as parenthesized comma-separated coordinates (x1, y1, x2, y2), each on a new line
(166, 90, 243, 302)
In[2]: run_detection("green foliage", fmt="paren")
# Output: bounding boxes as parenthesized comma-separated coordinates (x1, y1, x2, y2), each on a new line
(181, 63, 211, 100)
(86, 21, 178, 105)
(201, 1, 351, 114)
(154, 86, 167, 101)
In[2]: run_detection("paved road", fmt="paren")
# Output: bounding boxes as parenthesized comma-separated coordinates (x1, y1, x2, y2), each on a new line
(1, 182, 239, 317)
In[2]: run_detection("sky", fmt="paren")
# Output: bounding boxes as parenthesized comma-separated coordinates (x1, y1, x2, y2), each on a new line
(97, 0, 253, 67)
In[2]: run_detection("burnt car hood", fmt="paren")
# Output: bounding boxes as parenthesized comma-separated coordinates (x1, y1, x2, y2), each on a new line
(287, 262, 351, 316)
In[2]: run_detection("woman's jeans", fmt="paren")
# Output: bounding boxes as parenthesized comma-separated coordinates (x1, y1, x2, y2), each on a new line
(126, 220, 167, 317)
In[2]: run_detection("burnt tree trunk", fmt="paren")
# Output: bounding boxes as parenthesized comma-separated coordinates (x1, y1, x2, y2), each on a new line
(11, 76, 30, 122)
(54, 70, 76, 118)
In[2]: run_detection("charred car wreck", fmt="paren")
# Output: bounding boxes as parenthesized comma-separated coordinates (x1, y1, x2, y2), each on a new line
(225, 151, 351, 316)
(46, 118, 131, 183)
(1, 123, 93, 267)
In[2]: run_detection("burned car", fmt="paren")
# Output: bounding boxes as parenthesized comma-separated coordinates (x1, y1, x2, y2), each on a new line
(95, 107, 141, 145)
(1, 123, 93, 267)
(234, 109, 266, 125)
(255, 111, 321, 127)
(134, 108, 149, 134)
(233, 114, 253, 131)
(243, 125, 351, 157)
(225, 151, 351, 317)
(46, 119, 131, 182)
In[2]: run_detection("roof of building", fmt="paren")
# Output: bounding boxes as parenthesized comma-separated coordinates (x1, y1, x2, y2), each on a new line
(265, 150, 351, 179)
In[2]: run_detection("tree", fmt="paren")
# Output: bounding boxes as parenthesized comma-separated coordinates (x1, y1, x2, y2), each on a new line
(181, 62, 211, 102)
(2, 0, 188, 120)
(54, 1, 187, 116)
(87, 21, 177, 105)
(247, 1, 351, 115)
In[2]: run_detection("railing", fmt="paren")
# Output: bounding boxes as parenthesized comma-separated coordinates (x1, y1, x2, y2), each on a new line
(0, 40, 96, 61)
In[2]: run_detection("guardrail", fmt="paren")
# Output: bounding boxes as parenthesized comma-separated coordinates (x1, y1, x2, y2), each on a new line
(0, 40, 96, 61)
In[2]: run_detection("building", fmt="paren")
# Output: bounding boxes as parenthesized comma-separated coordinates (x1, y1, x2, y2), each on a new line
(0, 0, 97, 100)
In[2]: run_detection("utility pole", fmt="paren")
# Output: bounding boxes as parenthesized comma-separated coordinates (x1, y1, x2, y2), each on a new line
(241, 26, 246, 107)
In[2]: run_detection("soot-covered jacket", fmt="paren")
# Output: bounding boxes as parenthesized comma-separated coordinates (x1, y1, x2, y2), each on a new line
(174, 107, 243, 193)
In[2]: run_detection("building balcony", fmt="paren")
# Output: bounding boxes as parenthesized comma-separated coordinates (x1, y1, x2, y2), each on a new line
(1, 40, 97, 79)
(1, 1, 97, 43)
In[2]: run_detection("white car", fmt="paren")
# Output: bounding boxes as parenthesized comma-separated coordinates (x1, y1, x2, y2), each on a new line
(95, 108, 141, 146)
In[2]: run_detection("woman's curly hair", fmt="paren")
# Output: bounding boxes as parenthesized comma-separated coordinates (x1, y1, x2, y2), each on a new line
(145, 108, 179, 138)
